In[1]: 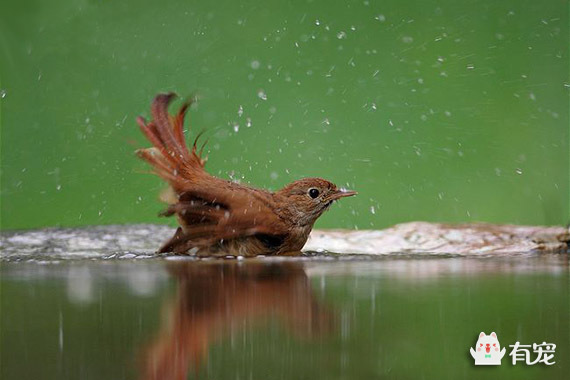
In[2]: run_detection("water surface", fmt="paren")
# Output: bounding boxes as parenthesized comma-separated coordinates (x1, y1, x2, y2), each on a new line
(2, 252, 567, 380)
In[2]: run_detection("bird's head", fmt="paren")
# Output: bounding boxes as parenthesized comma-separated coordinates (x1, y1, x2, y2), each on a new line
(276, 177, 357, 226)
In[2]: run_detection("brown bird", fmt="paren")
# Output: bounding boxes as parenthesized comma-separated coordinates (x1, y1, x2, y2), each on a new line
(136, 93, 356, 256)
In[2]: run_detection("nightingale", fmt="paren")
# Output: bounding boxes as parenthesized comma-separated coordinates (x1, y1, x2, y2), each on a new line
(136, 93, 356, 256)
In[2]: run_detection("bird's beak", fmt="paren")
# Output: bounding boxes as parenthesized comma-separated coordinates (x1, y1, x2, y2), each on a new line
(328, 189, 358, 201)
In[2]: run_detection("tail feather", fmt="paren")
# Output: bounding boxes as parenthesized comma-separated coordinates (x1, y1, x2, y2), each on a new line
(136, 93, 207, 192)
(150, 93, 188, 161)
(136, 147, 179, 183)
(137, 119, 179, 168)
(173, 102, 190, 150)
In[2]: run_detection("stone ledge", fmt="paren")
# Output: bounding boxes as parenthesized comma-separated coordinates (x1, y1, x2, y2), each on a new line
(306, 222, 569, 254)
(1, 222, 568, 260)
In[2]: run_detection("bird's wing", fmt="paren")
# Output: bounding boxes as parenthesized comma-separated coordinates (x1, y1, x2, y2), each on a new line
(158, 183, 289, 252)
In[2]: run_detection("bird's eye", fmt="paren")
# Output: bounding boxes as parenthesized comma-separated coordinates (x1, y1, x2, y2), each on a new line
(308, 188, 320, 199)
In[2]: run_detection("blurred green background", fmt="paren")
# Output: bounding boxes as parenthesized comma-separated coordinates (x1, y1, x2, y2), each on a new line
(1, 0, 568, 230)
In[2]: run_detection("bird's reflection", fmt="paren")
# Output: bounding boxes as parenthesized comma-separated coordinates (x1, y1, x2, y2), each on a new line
(141, 260, 334, 380)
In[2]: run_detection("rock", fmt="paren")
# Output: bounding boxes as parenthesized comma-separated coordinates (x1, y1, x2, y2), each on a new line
(1, 222, 568, 261)
(306, 222, 569, 255)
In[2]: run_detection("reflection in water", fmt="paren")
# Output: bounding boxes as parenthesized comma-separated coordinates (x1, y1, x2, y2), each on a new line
(1, 258, 568, 380)
(66, 266, 94, 304)
(141, 261, 334, 380)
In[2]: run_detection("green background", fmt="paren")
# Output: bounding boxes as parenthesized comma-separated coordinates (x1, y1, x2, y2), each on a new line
(1, 0, 568, 230)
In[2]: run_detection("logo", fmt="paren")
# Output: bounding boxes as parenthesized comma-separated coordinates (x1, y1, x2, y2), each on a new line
(470, 332, 506, 365)
(509, 342, 556, 365)
(469, 332, 556, 366)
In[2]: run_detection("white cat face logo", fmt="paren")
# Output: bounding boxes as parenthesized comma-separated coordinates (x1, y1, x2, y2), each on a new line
(470, 332, 506, 365)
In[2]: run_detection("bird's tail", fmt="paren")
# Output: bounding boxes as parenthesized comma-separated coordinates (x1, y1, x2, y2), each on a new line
(136, 93, 208, 193)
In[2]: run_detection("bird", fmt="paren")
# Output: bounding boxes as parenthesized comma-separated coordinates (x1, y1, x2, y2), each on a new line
(136, 93, 356, 256)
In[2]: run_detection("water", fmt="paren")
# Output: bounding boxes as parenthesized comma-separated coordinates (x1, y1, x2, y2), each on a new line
(1, 228, 568, 380)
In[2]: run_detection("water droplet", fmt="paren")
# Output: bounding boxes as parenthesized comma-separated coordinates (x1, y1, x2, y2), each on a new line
(246, 117, 252, 127)
(375, 14, 386, 22)
(238, 105, 243, 117)
(337, 31, 347, 39)
(370, 206, 376, 214)
(315, 19, 320, 26)
(515, 168, 523, 175)
(56, 185, 62, 191)
(402, 36, 414, 44)
(529, 92, 536, 101)
(0, 89, 6, 99)
(58, 313, 64, 350)
(270, 172, 278, 180)
(250, 60, 260, 70)
(257, 89, 267, 100)
(466, 64, 475, 70)
(233, 123, 239, 133)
